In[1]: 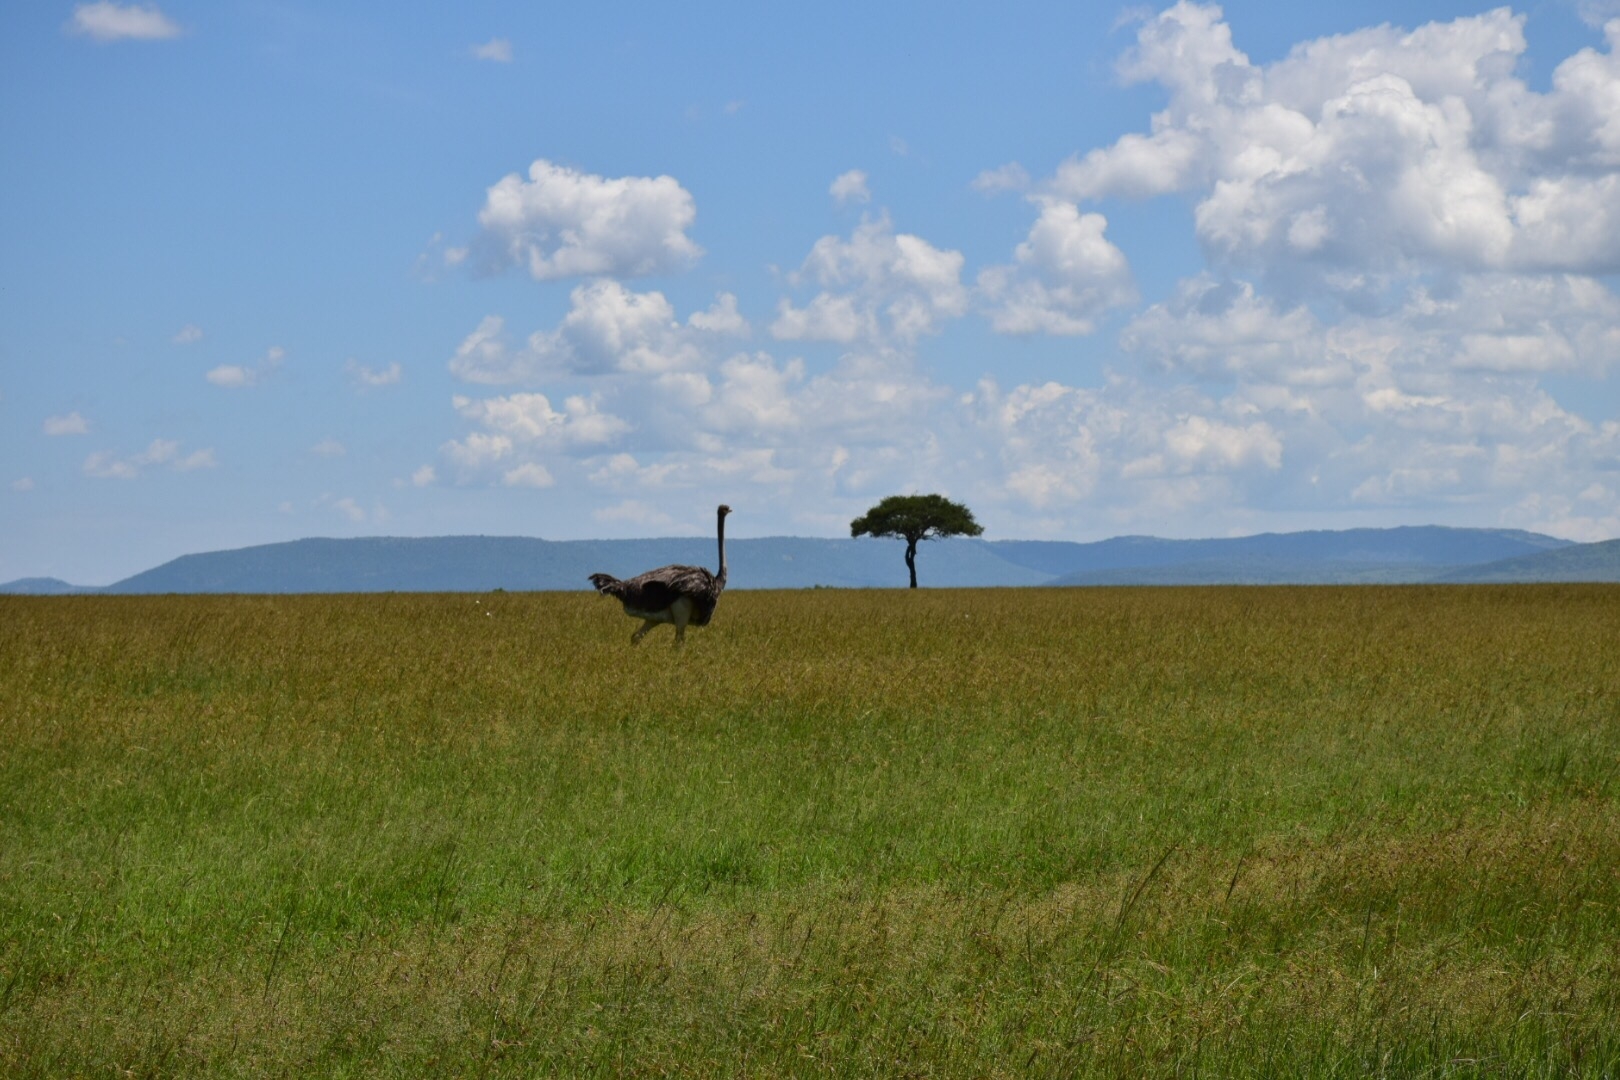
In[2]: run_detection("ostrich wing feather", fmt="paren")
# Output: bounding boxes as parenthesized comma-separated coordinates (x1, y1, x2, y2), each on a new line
(596, 564, 724, 624)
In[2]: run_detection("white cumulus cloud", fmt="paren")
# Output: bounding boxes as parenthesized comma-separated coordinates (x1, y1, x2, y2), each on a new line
(413, 3, 1620, 548)
(1051, 3, 1620, 293)
(977, 200, 1137, 335)
(442, 390, 629, 486)
(830, 170, 871, 204)
(772, 215, 968, 344)
(469, 159, 701, 281)
(450, 283, 738, 384)
(452, 391, 628, 449)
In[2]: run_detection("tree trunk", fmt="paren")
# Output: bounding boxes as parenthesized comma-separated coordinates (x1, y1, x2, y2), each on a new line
(905, 538, 918, 588)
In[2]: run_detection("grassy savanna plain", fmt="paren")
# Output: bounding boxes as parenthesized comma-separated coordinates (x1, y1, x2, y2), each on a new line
(2, 586, 1618, 1077)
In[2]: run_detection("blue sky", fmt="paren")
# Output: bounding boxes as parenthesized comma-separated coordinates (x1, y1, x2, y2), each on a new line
(4, 0, 1619, 585)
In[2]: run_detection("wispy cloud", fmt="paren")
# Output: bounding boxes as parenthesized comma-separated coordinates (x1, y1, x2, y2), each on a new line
(172, 324, 203, 345)
(68, 2, 182, 42)
(347, 359, 402, 388)
(330, 496, 366, 522)
(44, 412, 90, 436)
(1577, 0, 1620, 28)
(971, 163, 1030, 195)
(83, 439, 215, 479)
(207, 346, 284, 388)
(502, 462, 554, 488)
(593, 500, 681, 530)
(470, 37, 513, 63)
(317, 493, 382, 524)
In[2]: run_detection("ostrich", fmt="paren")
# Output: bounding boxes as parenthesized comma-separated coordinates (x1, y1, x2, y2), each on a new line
(589, 504, 731, 645)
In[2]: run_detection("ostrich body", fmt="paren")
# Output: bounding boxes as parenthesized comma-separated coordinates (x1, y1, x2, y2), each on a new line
(589, 504, 730, 645)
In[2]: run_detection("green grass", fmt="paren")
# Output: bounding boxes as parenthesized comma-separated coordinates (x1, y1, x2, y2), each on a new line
(2, 586, 1618, 1076)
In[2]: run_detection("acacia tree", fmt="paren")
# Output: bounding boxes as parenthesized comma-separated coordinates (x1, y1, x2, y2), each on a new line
(850, 493, 984, 589)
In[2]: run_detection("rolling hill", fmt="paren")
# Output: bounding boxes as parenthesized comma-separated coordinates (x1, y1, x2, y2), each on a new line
(0, 577, 94, 595)
(93, 535, 1051, 594)
(1, 525, 1599, 594)
(1042, 526, 1577, 585)
(1437, 537, 1620, 583)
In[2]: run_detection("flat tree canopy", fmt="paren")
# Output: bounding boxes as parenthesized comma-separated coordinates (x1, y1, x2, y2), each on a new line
(850, 493, 983, 588)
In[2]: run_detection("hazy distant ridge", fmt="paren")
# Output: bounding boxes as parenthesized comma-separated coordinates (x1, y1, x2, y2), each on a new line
(0, 577, 94, 595)
(1437, 538, 1620, 583)
(92, 536, 1053, 594)
(5, 525, 1611, 595)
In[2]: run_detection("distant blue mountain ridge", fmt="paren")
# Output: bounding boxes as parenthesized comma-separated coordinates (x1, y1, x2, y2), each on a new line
(4, 526, 1616, 594)
(0, 577, 99, 595)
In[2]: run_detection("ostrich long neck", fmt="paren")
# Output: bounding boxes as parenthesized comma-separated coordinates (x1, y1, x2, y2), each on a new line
(716, 510, 728, 586)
